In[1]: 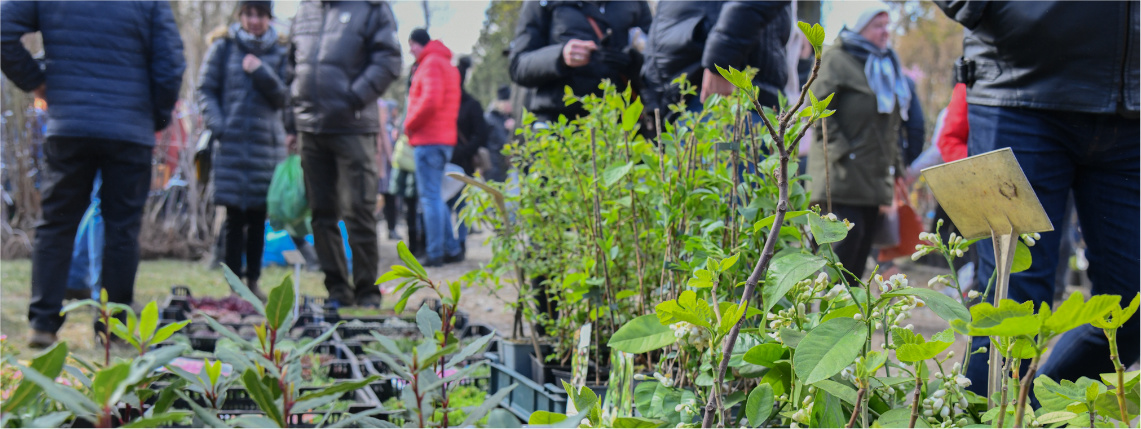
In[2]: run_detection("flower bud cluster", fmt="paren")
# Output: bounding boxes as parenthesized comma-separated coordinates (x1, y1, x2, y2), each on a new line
(875, 273, 909, 294)
(671, 322, 709, 351)
(923, 363, 972, 427)
(790, 391, 815, 425)
(913, 227, 971, 261)
(1020, 232, 1041, 247)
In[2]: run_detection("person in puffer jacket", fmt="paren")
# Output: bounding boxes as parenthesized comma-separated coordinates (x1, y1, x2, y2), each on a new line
(404, 30, 462, 267)
(509, 0, 651, 122)
(197, 1, 289, 300)
(640, 1, 791, 120)
(288, 0, 402, 308)
(1, 0, 185, 348)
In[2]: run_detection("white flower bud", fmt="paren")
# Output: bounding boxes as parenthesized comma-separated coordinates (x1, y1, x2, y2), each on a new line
(967, 290, 979, 299)
(853, 313, 863, 321)
(947, 351, 955, 359)
(955, 249, 964, 257)
(933, 389, 946, 398)
(940, 406, 950, 418)
(932, 398, 944, 410)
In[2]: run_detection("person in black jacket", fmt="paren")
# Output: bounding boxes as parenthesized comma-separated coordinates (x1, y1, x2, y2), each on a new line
(1, 1, 185, 347)
(484, 85, 514, 183)
(289, 0, 402, 308)
(509, 0, 652, 122)
(898, 76, 925, 165)
(198, 1, 289, 300)
(935, 0, 1140, 393)
(641, 1, 791, 120)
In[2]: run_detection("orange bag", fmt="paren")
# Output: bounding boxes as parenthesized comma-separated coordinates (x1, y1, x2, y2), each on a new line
(877, 181, 925, 262)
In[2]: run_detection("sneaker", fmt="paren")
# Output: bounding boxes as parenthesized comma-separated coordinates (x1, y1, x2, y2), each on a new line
(64, 288, 94, 301)
(28, 330, 58, 349)
(444, 250, 465, 264)
(423, 258, 444, 268)
(388, 230, 402, 240)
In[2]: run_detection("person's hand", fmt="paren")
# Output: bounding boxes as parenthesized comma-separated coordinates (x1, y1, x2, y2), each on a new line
(700, 68, 736, 103)
(286, 134, 298, 154)
(504, 118, 516, 131)
(561, 39, 597, 68)
(242, 54, 262, 73)
(32, 83, 46, 100)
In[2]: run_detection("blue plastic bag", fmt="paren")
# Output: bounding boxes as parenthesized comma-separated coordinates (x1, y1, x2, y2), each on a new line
(67, 173, 103, 299)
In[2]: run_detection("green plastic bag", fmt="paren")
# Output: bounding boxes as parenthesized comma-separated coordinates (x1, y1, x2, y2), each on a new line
(267, 154, 311, 237)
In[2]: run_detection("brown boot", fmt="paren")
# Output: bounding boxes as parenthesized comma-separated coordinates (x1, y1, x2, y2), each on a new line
(28, 330, 58, 349)
(248, 279, 267, 302)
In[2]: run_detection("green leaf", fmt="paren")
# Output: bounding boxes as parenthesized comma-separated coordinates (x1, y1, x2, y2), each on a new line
(759, 362, 791, 400)
(137, 301, 159, 344)
(59, 299, 99, 315)
(113, 345, 186, 407)
(230, 415, 283, 428)
(374, 269, 404, 285)
(3, 341, 69, 414)
(27, 411, 71, 428)
(396, 241, 427, 278)
(608, 314, 676, 354)
(416, 304, 443, 339)
(798, 21, 826, 52)
(1092, 293, 1140, 330)
(793, 318, 867, 384)
(753, 211, 810, 233)
(779, 328, 806, 348)
(394, 282, 422, 313)
(1043, 293, 1118, 337)
(1012, 240, 1032, 273)
(763, 253, 826, 315)
(295, 376, 380, 403)
(487, 409, 523, 428)
(92, 362, 132, 407)
(461, 383, 517, 427)
(175, 391, 230, 428)
(882, 287, 972, 324)
(121, 411, 191, 428)
(150, 320, 189, 345)
(720, 253, 741, 272)
(745, 383, 775, 426)
(743, 343, 785, 367)
(241, 369, 284, 427)
(950, 299, 1039, 337)
(622, 97, 644, 132)
(655, 290, 714, 330)
(812, 379, 858, 405)
(1036, 411, 1078, 424)
(808, 212, 849, 244)
(222, 265, 266, 316)
(602, 162, 635, 187)
(686, 269, 716, 289)
(613, 417, 665, 428)
(11, 363, 99, 419)
(529, 411, 568, 425)
(876, 408, 930, 428)
(821, 305, 861, 323)
(892, 328, 955, 362)
(447, 331, 497, 367)
(265, 276, 295, 331)
(718, 303, 747, 336)
(416, 343, 458, 369)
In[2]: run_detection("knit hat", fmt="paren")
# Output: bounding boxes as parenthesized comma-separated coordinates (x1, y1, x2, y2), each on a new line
(847, 3, 889, 33)
(496, 85, 511, 101)
(409, 28, 431, 46)
(239, 1, 272, 17)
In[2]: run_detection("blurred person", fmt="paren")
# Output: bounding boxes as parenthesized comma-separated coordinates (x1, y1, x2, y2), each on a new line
(640, 1, 792, 120)
(377, 99, 401, 241)
(448, 56, 489, 261)
(289, 0, 402, 308)
(404, 30, 462, 267)
(1, 1, 185, 347)
(807, 4, 909, 282)
(484, 85, 515, 183)
(899, 76, 925, 165)
(198, 0, 289, 300)
(936, 0, 1139, 391)
(509, 0, 652, 122)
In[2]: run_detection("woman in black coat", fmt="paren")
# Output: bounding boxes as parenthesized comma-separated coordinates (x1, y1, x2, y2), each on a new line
(197, 1, 289, 297)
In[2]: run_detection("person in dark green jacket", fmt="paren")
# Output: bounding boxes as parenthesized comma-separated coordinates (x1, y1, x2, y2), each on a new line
(807, 5, 908, 281)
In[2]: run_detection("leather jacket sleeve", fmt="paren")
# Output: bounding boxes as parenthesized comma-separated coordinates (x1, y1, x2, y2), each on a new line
(934, 0, 990, 29)
(702, 1, 788, 71)
(148, 1, 186, 131)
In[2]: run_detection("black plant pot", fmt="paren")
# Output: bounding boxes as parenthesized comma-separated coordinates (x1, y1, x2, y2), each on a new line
(498, 339, 550, 379)
(531, 352, 572, 386)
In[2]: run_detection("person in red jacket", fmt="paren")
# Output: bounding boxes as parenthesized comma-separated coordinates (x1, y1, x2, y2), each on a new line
(936, 83, 969, 162)
(404, 29, 462, 267)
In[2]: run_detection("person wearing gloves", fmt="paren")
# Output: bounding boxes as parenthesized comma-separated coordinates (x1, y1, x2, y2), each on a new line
(807, 4, 909, 282)
(198, 1, 289, 300)
(509, 0, 652, 122)
(640, 1, 792, 120)
(404, 30, 462, 267)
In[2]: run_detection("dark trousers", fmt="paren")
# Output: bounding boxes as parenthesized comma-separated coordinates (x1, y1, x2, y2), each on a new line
(30, 137, 151, 333)
(963, 105, 1140, 395)
(223, 206, 267, 283)
(382, 193, 398, 233)
(299, 132, 380, 305)
(830, 204, 882, 283)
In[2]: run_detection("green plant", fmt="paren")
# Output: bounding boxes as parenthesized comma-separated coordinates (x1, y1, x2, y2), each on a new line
(373, 242, 517, 428)
(180, 266, 384, 428)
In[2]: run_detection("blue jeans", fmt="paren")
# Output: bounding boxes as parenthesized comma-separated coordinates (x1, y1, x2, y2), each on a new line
(414, 145, 460, 261)
(963, 105, 1140, 395)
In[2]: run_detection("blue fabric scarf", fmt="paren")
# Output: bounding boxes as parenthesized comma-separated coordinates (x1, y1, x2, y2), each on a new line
(839, 29, 911, 121)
